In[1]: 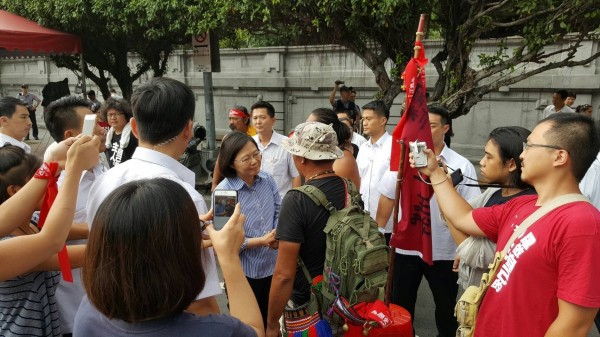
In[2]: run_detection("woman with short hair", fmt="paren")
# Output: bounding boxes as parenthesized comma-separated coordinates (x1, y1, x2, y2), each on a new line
(100, 98, 137, 167)
(215, 131, 280, 328)
(75, 178, 263, 337)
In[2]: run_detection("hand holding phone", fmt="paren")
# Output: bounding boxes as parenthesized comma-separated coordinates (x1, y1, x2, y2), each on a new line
(212, 190, 238, 230)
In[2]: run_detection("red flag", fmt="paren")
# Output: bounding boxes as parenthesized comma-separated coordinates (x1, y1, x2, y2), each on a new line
(389, 40, 436, 264)
(36, 162, 73, 282)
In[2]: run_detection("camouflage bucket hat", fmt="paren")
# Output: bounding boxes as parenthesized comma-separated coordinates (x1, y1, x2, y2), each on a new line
(282, 122, 344, 160)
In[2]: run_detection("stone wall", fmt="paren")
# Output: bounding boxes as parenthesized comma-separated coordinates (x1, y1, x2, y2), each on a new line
(1, 38, 599, 162)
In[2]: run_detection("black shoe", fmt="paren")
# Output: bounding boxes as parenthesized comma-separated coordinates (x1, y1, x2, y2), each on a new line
(24, 137, 30, 141)
(34, 137, 39, 140)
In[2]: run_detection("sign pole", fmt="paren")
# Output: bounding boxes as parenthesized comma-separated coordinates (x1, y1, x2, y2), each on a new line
(203, 71, 216, 151)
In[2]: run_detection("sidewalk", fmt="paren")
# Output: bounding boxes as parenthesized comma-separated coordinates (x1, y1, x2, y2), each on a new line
(23, 110, 52, 158)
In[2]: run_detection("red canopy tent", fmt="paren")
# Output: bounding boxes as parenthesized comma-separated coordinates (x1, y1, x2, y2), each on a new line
(0, 10, 86, 91)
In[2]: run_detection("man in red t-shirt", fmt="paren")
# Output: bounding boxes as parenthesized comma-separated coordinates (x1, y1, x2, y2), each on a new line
(411, 113, 600, 337)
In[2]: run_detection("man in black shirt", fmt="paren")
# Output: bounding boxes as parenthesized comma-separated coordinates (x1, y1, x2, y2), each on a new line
(266, 122, 346, 337)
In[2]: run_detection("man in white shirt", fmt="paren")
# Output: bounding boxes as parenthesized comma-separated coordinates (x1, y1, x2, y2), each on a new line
(86, 77, 221, 315)
(251, 101, 300, 199)
(43, 95, 107, 334)
(390, 106, 481, 337)
(356, 101, 394, 238)
(0, 97, 32, 153)
(543, 89, 574, 118)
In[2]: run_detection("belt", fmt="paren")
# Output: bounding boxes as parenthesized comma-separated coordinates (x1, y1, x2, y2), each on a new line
(284, 300, 311, 319)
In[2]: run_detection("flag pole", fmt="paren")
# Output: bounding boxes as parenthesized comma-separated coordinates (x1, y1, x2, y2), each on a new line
(385, 14, 428, 306)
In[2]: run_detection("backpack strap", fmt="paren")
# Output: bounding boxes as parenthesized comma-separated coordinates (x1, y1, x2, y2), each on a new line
(293, 185, 336, 213)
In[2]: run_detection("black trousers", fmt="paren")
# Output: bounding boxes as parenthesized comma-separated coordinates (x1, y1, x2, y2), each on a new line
(29, 109, 38, 138)
(391, 253, 458, 337)
(246, 275, 272, 330)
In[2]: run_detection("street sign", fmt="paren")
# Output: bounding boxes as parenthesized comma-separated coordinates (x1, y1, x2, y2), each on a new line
(192, 32, 220, 73)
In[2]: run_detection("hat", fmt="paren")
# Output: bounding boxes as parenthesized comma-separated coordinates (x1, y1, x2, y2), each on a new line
(20, 84, 28, 89)
(282, 122, 344, 160)
(229, 107, 249, 118)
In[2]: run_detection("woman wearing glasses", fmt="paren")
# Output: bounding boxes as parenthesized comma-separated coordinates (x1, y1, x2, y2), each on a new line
(100, 98, 138, 167)
(215, 131, 280, 329)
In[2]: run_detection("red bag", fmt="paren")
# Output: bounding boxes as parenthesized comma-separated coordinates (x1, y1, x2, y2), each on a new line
(336, 299, 412, 337)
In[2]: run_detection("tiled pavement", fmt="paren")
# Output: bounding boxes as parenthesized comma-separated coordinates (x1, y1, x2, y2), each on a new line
(23, 111, 52, 158)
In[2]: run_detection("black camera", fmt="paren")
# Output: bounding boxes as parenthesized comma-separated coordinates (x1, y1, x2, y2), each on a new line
(335, 80, 344, 85)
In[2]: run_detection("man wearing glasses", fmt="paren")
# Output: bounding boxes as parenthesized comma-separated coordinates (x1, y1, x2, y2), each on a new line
(413, 113, 600, 337)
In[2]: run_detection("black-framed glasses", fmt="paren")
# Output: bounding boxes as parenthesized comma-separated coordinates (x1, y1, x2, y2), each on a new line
(522, 142, 563, 151)
(107, 112, 124, 119)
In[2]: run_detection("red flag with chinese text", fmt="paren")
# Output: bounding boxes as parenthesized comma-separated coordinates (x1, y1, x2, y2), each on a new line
(389, 40, 435, 264)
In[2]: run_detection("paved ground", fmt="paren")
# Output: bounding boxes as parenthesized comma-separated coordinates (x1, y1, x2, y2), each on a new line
(29, 114, 600, 337)
(25, 111, 54, 158)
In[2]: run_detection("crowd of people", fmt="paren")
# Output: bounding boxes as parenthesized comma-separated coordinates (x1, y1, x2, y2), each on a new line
(0, 78, 598, 337)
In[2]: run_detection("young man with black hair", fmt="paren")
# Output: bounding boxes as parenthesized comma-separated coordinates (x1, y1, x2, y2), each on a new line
(86, 77, 222, 315)
(0, 97, 31, 153)
(43, 95, 106, 335)
(389, 106, 480, 337)
(251, 100, 300, 199)
(414, 113, 600, 336)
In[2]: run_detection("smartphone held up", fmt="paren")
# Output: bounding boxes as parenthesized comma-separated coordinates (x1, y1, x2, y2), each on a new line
(212, 190, 238, 230)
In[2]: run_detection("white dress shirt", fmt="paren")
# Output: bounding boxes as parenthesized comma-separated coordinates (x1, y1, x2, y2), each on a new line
(86, 147, 220, 300)
(542, 104, 574, 118)
(356, 132, 393, 232)
(55, 163, 106, 333)
(580, 152, 600, 209)
(0, 133, 30, 153)
(253, 131, 299, 199)
(395, 145, 481, 261)
(351, 132, 368, 147)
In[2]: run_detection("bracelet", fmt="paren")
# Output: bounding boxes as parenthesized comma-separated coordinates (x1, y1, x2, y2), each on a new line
(34, 162, 60, 179)
(417, 171, 448, 186)
(240, 238, 249, 251)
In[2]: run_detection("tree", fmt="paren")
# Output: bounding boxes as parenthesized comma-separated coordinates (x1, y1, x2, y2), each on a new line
(0, 0, 230, 100)
(224, 0, 600, 117)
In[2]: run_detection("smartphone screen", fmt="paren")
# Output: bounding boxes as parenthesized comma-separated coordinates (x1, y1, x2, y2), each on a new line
(212, 190, 237, 230)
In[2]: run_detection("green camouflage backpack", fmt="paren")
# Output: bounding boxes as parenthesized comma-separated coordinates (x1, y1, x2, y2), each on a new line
(294, 178, 390, 318)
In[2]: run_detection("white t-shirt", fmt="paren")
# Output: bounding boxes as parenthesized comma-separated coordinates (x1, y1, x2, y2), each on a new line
(86, 147, 221, 300)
